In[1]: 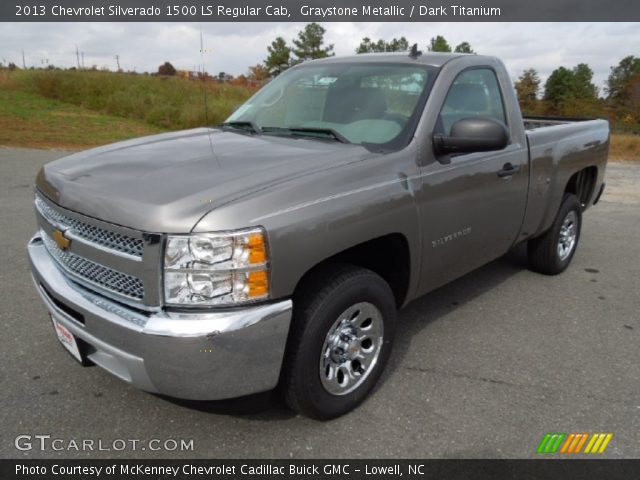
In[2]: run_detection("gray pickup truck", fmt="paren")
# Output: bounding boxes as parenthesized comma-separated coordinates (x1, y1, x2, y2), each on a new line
(28, 51, 608, 419)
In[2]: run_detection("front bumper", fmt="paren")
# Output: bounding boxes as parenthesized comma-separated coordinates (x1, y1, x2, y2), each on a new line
(27, 233, 293, 400)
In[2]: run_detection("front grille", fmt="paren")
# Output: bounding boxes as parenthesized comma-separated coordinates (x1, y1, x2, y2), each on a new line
(35, 194, 144, 257)
(42, 232, 145, 301)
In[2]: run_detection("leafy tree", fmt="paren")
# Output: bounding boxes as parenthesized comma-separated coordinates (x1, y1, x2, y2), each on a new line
(248, 64, 270, 82)
(217, 72, 233, 82)
(544, 67, 576, 112)
(232, 74, 248, 86)
(292, 23, 334, 62)
(454, 42, 475, 54)
(544, 64, 599, 115)
(356, 37, 382, 54)
(265, 37, 291, 75)
(157, 61, 176, 76)
(606, 56, 640, 106)
(387, 37, 410, 52)
(428, 36, 451, 52)
(572, 63, 598, 99)
(356, 36, 410, 53)
(514, 68, 541, 113)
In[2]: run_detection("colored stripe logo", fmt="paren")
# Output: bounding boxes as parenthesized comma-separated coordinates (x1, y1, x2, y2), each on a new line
(537, 433, 613, 454)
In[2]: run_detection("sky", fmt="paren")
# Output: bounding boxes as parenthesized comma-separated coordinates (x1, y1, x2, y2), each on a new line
(1, 22, 638, 93)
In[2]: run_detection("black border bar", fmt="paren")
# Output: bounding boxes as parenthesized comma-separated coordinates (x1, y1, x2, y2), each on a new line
(3, 0, 640, 22)
(2, 459, 640, 480)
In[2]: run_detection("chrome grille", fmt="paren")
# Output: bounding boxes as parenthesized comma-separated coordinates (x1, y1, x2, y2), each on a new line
(42, 231, 144, 301)
(35, 194, 144, 257)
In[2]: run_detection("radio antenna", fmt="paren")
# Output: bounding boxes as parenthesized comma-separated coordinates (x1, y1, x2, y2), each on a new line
(199, 26, 220, 166)
(409, 43, 422, 59)
(200, 27, 210, 127)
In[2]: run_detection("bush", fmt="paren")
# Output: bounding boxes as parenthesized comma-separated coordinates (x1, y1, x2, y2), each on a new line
(158, 62, 177, 76)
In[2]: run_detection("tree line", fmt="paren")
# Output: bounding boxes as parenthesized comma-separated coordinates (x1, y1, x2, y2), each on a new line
(252, 23, 335, 79)
(354, 35, 474, 54)
(516, 58, 640, 129)
(257, 26, 639, 130)
(258, 28, 475, 77)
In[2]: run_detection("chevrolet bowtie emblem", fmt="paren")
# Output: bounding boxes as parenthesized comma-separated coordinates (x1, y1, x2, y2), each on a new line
(52, 229, 71, 251)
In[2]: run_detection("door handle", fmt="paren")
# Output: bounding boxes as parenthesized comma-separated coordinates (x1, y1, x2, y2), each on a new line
(497, 162, 520, 178)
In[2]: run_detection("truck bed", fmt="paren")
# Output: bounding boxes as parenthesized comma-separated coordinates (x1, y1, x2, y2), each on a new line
(519, 117, 609, 241)
(523, 115, 598, 131)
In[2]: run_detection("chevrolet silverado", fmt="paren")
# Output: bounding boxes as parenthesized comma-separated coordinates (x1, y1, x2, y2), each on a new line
(28, 51, 608, 419)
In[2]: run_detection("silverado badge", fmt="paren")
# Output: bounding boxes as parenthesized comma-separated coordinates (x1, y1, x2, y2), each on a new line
(52, 229, 71, 251)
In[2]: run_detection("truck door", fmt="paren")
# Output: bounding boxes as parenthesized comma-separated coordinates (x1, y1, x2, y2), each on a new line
(416, 67, 529, 295)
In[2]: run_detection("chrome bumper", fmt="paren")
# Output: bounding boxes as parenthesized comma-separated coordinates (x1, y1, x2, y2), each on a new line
(27, 233, 293, 400)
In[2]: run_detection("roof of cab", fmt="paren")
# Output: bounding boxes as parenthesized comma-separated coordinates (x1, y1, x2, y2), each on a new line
(302, 51, 485, 68)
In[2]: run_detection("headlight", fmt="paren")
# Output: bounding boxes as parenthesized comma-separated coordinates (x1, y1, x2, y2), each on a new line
(164, 228, 269, 306)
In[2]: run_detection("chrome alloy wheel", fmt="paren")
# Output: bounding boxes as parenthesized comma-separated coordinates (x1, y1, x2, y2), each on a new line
(558, 210, 578, 261)
(319, 302, 384, 396)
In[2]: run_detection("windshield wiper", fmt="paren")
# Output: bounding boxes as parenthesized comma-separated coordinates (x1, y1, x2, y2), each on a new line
(220, 121, 262, 134)
(262, 126, 349, 144)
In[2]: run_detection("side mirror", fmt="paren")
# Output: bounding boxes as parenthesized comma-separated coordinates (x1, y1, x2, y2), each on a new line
(433, 117, 509, 158)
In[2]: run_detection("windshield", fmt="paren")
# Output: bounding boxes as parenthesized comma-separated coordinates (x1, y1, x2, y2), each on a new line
(224, 62, 436, 151)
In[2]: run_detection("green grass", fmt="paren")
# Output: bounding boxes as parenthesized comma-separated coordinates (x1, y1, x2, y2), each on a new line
(0, 68, 256, 149)
(5, 69, 255, 130)
(0, 88, 164, 149)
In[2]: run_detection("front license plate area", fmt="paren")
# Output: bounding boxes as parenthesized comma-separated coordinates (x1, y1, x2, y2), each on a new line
(50, 314, 88, 365)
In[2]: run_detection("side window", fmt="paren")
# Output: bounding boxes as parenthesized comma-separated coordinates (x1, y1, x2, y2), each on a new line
(437, 68, 507, 135)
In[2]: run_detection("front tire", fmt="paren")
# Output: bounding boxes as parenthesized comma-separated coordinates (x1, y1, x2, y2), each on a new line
(528, 193, 582, 275)
(283, 265, 396, 420)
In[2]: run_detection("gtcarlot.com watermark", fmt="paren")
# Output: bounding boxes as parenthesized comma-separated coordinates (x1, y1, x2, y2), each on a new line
(15, 434, 194, 452)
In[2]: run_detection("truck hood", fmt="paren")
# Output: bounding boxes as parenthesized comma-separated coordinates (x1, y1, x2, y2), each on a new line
(36, 128, 369, 232)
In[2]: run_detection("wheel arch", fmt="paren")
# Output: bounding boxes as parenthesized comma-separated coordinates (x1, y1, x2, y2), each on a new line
(291, 233, 412, 309)
(564, 166, 598, 210)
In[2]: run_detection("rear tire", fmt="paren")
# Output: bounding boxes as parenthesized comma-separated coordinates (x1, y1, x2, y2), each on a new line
(283, 265, 396, 420)
(528, 193, 582, 275)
